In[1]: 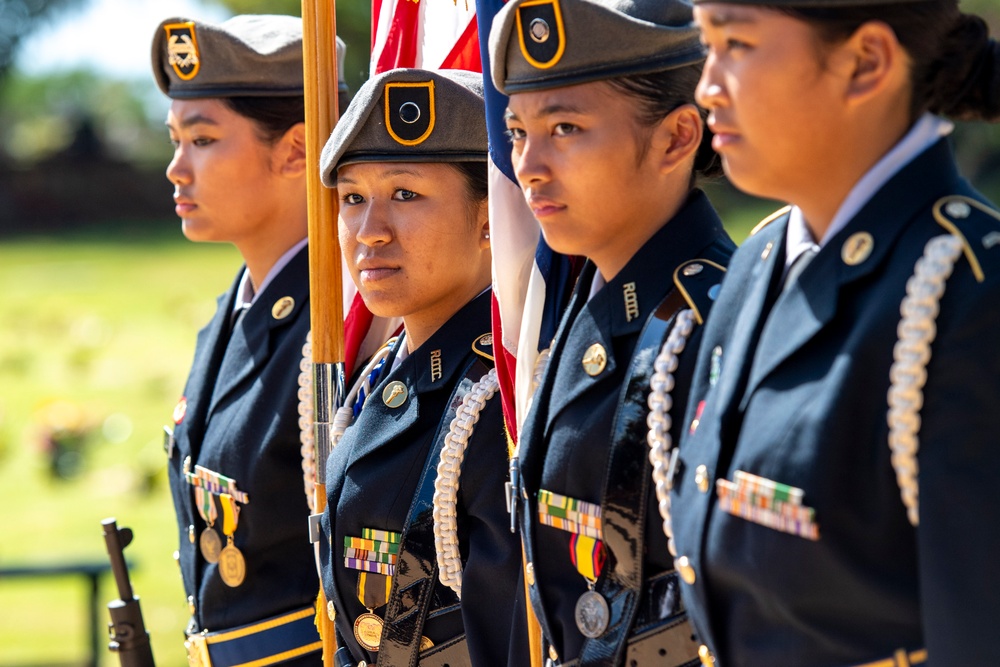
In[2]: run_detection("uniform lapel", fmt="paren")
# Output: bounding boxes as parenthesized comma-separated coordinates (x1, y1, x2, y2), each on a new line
(739, 138, 962, 406)
(207, 246, 309, 420)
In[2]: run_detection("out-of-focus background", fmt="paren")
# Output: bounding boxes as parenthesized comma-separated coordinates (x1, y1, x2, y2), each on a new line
(0, 1, 998, 665)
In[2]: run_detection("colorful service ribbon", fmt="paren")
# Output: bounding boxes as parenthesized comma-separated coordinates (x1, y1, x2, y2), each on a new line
(344, 528, 401, 576)
(538, 489, 606, 581)
(185, 464, 250, 505)
(717, 470, 819, 540)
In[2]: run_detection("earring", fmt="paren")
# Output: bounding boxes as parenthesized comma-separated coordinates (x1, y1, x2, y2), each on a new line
(484, 233, 490, 240)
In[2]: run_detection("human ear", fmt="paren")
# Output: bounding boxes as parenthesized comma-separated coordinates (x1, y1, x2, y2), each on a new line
(841, 21, 903, 107)
(275, 122, 308, 177)
(651, 104, 703, 175)
(477, 203, 491, 251)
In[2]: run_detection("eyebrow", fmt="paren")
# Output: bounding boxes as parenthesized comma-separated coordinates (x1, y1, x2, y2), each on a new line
(704, 10, 757, 28)
(165, 114, 220, 130)
(337, 167, 425, 185)
(504, 103, 587, 122)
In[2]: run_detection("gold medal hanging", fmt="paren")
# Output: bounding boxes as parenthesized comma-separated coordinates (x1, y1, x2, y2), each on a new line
(218, 492, 246, 587)
(353, 571, 391, 651)
(195, 487, 222, 563)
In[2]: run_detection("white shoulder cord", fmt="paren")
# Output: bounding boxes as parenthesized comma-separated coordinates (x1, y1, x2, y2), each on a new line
(646, 310, 697, 559)
(298, 331, 397, 511)
(887, 234, 963, 527)
(433, 367, 501, 598)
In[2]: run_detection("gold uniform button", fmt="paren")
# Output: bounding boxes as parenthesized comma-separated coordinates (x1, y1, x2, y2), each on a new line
(525, 562, 536, 587)
(676, 556, 696, 585)
(695, 465, 710, 493)
(327, 600, 336, 622)
(183, 455, 192, 475)
(582, 343, 607, 376)
(173, 550, 181, 562)
(549, 645, 559, 661)
(188, 525, 196, 543)
(699, 644, 716, 666)
(187, 595, 196, 615)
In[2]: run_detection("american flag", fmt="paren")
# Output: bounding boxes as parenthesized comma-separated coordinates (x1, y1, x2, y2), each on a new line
(475, 0, 578, 441)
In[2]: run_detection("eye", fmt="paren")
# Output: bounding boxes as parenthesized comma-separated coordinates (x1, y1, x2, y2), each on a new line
(505, 126, 526, 141)
(342, 192, 365, 205)
(168, 135, 180, 148)
(552, 122, 577, 137)
(726, 37, 751, 52)
(392, 189, 418, 201)
(192, 136, 216, 147)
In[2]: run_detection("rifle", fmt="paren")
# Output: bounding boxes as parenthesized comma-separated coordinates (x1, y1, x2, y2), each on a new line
(102, 518, 155, 667)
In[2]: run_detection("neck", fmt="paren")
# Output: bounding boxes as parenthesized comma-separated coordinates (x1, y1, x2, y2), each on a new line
(235, 197, 308, 290)
(402, 281, 487, 353)
(593, 183, 690, 281)
(795, 109, 912, 240)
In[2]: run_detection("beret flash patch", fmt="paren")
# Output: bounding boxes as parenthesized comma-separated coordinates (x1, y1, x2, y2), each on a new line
(384, 81, 436, 146)
(516, 0, 565, 69)
(164, 22, 201, 80)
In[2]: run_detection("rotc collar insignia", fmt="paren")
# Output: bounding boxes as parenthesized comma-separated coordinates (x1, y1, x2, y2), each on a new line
(385, 81, 436, 146)
(623, 282, 639, 323)
(472, 332, 494, 361)
(516, 0, 566, 70)
(163, 22, 201, 81)
(841, 232, 874, 266)
(173, 396, 187, 424)
(430, 349, 443, 382)
(271, 296, 295, 320)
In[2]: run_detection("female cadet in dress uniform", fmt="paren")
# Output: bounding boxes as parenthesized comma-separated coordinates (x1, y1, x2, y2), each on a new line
(153, 15, 346, 665)
(669, 1, 1000, 665)
(316, 69, 526, 667)
(489, 1, 735, 665)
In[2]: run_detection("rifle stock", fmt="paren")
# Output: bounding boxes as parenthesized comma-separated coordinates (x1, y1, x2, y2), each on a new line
(102, 518, 155, 667)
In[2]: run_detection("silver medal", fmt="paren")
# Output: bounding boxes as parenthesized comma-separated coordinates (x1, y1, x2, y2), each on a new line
(574, 589, 610, 638)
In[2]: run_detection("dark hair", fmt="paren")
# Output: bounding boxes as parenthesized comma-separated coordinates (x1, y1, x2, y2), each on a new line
(450, 161, 490, 226)
(775, 2, 1000, 122)
(221, 95, 306, 144)
(605, 64, 724, 181)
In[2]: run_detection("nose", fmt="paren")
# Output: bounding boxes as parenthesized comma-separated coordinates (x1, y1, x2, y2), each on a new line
(696, 53, 726, 111)
(166, 144, 191, 186)
(512, 135, 551, 190)
(353, 199, 393, 248)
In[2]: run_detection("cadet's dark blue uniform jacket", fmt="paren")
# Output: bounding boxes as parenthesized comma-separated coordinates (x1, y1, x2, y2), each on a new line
(320, 291, 526, 667)
(166, 245, 318, 661)
(672, 139, 1000, 666)
(517, 191, 734, 665)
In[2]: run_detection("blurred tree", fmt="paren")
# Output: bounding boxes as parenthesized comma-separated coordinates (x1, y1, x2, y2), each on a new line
(206, 0, 371, 95)
(0, 0, 86, 83)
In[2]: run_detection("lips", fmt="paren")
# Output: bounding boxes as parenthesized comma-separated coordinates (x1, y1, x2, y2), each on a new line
(174, 194, 197, 216)
(526, 193, 566, 219)
(707, 116, 740, 150)
(356, 258, 400, 283)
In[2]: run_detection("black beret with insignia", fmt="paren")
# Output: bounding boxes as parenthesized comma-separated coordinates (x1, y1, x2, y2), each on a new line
(489, 0, 704, 94)
(151, 15, 346, 98)
(320, 68, 487, 186)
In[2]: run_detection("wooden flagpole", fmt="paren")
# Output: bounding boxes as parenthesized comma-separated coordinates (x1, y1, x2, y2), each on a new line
(302, 0, 344, 662)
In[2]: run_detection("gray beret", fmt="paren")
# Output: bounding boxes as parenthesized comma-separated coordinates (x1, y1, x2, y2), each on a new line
(489, 0, 704, 95)
(320, 68, 487, 186)
(152, 14, 347, 98)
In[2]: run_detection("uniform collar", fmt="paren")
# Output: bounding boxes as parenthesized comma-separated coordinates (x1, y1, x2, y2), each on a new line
(581, 189, 726, 338)
(385, 289, 493, 393)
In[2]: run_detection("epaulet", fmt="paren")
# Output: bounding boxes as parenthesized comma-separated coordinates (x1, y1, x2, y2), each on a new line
(471, 332, 494, 362)
(932, 195, 1000, 283)
(749, 205, 792, 237)
(673, 259, 727, 326)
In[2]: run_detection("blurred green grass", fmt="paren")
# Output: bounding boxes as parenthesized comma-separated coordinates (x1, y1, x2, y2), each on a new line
(0, 225, 240, 667)
(0, 201, 765, 666)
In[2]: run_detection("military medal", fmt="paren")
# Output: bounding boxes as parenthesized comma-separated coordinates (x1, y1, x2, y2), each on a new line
(354, 611, 384, 652)
(344, 529, 401, 652)
(538, 489, 610, 638)
(575, 587, 610, 638)
(218, 493, 246, 587)
(195, 487, 221, 563)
